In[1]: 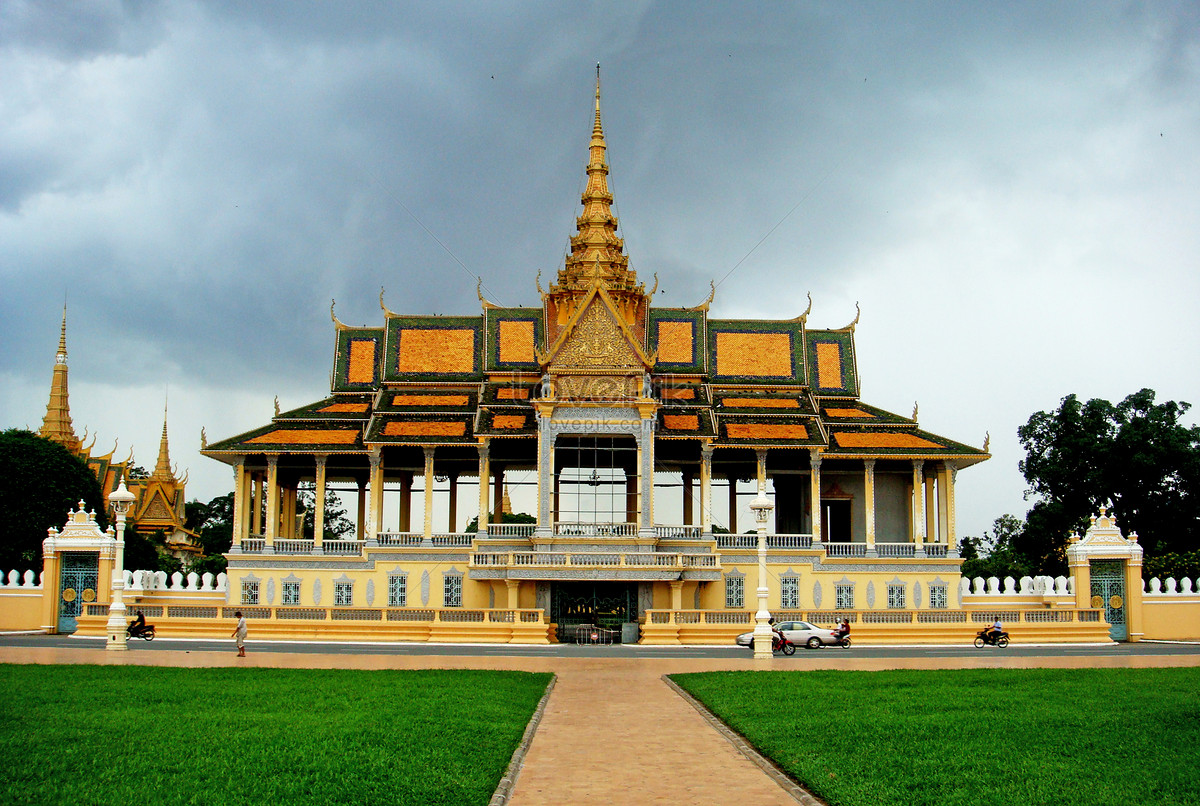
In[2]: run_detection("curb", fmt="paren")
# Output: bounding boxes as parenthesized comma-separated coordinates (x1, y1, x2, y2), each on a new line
(663, 675, 828, 806)
(489, 673, 557, 806)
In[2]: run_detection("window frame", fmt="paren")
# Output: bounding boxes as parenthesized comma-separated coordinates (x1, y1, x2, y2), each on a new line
(388, 574, 407, 607)
(780, 576, 799, 609)
(443, 573, 463, 608)
(725, 575, 745, 609)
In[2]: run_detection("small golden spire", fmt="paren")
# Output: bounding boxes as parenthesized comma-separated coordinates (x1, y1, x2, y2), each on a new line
(39, 304, 81, 452)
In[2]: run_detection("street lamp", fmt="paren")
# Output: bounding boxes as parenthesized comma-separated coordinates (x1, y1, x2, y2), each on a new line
(749, 492, 775, 660)
(105, 480, 137, 651)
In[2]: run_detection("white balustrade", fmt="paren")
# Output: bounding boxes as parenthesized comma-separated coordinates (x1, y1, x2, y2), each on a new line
(875, 543, 915, 558)
(554, 522, 637, 537)
(275, 539, 315, 555)
(487, 524, 536, 537)
(652, 525, 703, 539)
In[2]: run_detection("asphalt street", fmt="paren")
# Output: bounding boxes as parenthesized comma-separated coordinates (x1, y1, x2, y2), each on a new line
(2, 633, 1197, 661)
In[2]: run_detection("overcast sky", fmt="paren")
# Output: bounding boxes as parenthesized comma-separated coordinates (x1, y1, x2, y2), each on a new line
(2, 1, 1197, 539)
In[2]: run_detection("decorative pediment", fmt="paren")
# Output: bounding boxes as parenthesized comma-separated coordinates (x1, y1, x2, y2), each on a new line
(541, 284, 653, 372)
(1066, 505, 1143, 563)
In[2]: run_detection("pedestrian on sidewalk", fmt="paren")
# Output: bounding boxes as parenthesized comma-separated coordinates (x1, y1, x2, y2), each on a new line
(231, 611, 247, 657)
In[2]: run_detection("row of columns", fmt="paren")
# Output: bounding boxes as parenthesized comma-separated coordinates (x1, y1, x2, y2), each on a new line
(231, 446, 507, 552)
(229, 445, 957, 552)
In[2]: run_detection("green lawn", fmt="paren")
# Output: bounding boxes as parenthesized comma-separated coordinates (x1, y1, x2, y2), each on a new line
(672, 667, 1200, 806)
(0, 665, 551, 806)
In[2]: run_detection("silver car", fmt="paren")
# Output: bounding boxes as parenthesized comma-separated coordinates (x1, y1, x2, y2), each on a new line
(736, 620, 842, 650)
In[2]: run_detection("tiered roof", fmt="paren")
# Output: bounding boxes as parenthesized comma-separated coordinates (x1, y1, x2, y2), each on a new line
(204, 72, 988, 468)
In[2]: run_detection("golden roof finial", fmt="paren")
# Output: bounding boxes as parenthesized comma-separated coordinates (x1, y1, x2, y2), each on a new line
(554, 65, 636, 295)
(152, 397, 175, 481)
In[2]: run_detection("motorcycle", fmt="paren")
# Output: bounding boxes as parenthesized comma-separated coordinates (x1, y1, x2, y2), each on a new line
(808, 630, 851, 649)
(974, 628, 1008, 648)
(126, 623, 156, 641)
(772, 632, 796, 655)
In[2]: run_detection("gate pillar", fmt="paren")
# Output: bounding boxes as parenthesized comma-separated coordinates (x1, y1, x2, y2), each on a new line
(1066, 505, 1144, 642)
(42, 502, 117, 634)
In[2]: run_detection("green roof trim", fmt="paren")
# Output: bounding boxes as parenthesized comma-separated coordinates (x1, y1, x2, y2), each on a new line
(647, 308, 707, 374)
(707, 319, 805, 385)
(805, 329, 859, 397)
(383, 315, 484, 382)
(332, 328, 384, 392)
(485, 308, 545, 371)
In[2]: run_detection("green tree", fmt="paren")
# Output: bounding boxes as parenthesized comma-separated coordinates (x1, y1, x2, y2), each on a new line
(960, 514, 1035, 580)
(462, 511, 537, 532)
(1017, 389, 1200, 574)
(183, 493, 235, 575)
(295, 483, 356, 540)
(0, 429, 108, 569)
(123, 528, 182, 575)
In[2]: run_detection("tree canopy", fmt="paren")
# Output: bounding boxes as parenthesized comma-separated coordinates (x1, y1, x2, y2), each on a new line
(1014, 388, 1200, 573)
(185, 493, 235, 576)
(0, 429, 108, 570)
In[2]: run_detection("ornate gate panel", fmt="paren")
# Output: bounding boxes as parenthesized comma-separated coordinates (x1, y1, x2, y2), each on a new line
(1090, 560, 1126, 641)
(58, 552, 99, 633)
(551, 582, 639, 643)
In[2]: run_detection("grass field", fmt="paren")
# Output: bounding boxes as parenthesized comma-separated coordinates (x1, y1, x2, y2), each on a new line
(0, 665, 551, 806)
(672, 667, 1200, 806)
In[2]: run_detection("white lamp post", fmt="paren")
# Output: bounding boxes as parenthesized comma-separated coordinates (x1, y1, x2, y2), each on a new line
(749, 492, 775, 659)
(105, 480, 136, 651)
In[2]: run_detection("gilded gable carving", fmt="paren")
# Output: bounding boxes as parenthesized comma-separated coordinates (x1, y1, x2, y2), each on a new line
(552, 301, 641, 369)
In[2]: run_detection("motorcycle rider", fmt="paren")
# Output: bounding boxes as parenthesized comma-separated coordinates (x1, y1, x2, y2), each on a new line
(128, 610, 146, 637)
(988, 619, 1003, 643)
(768, 617, 786, 650)
(834, 618, 851, 641)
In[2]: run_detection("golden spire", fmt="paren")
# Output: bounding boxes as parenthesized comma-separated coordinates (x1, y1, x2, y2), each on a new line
(502, 484, 513, 516)
(39, 305, 81, 453)
(556, 63, 637, 293)
(152, 399, 175, 481)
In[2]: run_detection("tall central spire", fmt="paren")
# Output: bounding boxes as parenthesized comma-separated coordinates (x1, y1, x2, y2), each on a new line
(555, 64, 638, 293)
(39, 305, 81, 453)
(152, 399, 175, 481)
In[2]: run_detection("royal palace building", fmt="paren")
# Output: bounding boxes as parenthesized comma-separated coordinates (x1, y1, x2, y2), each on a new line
(200, 75, 993, 643)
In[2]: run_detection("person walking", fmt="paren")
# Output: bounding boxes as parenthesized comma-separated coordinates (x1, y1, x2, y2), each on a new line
(231, 610, 247, 657)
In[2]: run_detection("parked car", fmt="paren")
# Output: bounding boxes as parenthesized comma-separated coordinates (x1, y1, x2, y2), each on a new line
(736, 620, 842, 649)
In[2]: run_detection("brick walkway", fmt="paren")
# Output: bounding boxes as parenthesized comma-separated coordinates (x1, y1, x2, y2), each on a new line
(3, 643, 1197, 805)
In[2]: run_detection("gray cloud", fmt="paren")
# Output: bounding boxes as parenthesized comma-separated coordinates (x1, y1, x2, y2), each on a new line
(2, 1, 1198, 537)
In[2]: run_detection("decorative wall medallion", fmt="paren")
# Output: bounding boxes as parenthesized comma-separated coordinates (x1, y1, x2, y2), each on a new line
(912, 580, 922, 609)
(312, 578, 322, 605)
(266, 578, 276, 605)
(420, 570, 431, 606)
(366, 579, 375, 606)
(812, 580, 823, 609)
(866, 580, 876, 608)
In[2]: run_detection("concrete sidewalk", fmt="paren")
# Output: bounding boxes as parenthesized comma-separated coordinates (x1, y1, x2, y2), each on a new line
(3, 644, 1198, 805)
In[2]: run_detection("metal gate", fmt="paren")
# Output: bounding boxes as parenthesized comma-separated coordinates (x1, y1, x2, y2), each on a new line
(1090, 559, 1127, 641)
(550, 582, 638, 643)
(58, 552, 99, 633)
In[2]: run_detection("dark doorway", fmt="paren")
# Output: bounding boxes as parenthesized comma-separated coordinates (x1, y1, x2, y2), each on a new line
(822, 499, 852, 542)
(550, 581, 640, 643)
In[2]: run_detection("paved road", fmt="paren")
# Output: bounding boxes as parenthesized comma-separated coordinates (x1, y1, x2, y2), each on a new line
(2, 633, 1198, 660)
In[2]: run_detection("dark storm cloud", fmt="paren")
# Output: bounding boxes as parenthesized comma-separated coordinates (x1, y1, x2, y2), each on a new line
(0, 0, 166, 60)
(1, 1, 1197, 532)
